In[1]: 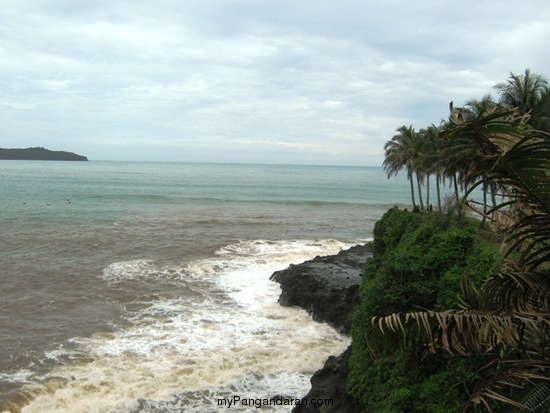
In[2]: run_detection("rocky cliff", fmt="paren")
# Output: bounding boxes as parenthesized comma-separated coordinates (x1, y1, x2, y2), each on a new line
(270, 243, 371, 413)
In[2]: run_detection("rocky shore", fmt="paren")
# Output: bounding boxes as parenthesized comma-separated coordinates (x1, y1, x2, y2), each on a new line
(270, 243, 372, 413)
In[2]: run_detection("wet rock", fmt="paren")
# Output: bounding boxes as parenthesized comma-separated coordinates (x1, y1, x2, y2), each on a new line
(270, 243, 371, 413)
(270, 244, 372, 334)
(293, 346, 363, 413)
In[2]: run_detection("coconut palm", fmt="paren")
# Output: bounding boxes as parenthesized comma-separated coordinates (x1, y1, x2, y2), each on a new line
(439, 101, 531, 220)
(421, 124, 449, 212)
(452, 96, 504, 222)
(534, 85, 550, 132)
(494, 69, 550, 132)
(368, 107, 550, 412)
(383, 125, 422, 209)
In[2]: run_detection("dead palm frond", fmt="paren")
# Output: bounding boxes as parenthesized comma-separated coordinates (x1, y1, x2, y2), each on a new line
(368, 311, 549, 358)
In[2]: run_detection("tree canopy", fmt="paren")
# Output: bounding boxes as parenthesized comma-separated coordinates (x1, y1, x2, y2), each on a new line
(360, 69, 550, 412)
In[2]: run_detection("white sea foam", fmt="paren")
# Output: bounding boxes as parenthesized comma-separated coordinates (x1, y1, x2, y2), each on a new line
(0, 369, 34, 384)
(101, 259, 157, 283)
(15, 239, 356, 413)
(101, 259, 198, 284)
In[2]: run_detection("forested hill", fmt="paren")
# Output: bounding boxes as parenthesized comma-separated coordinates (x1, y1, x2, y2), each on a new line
(0, 147, 88, 161)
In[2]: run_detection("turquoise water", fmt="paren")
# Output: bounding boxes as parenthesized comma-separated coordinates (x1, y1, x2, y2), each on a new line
(1, 161, 418, 412)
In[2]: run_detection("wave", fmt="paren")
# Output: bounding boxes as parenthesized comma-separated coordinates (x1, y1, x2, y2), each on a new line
(4, 239, 357, 413)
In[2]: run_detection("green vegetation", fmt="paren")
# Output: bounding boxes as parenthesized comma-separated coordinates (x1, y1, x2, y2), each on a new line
(0, 147, 88, 161)
(350, 69, 550, 412)
(383, 69, 550, 215)
(349, 208, 500, 412)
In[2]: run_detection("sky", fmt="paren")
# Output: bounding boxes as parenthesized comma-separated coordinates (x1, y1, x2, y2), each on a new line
(1, 1, 549, 166)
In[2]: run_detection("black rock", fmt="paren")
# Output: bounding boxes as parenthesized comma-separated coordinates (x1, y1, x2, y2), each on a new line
(270, 244, 371, 413)
(270, 244, 372, 334)
(292, 346, 363, 413)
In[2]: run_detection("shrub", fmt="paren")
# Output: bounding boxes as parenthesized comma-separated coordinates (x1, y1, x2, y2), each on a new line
(348, 208, 501, 412)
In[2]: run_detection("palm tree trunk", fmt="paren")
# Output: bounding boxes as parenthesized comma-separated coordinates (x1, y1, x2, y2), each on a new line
(416, 173, 425, 211)
(436, 174, 442, 212)
(453, 173, 461, 215)
(426, 173, 431, 208)
(481, 179, 488, 226)
(490, 181, 498, 225)
(409, 176, 416, 209)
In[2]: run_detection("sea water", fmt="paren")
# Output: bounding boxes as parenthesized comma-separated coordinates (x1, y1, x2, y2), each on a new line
(1, 161, 418, 412)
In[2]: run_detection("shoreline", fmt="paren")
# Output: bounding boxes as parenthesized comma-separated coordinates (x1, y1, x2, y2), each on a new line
(270, 243, 372, 412)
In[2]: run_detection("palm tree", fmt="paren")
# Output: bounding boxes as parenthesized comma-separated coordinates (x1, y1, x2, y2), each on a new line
(457, 96, 502, 223)
(463, 94, 500, 116)
(383, 125, 421, 209)
(533, 85, 550, 132)
(439, 100, 528, 219)
(418, 124, 446, 212)
(494, 69, 550, 132)
(369, 107, 550, 412)
(438, 115, 475, 214)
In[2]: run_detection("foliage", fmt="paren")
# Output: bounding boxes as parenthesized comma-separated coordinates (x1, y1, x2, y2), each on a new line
(371, 69, 550, 412)
(371, 206, 424, 255)
(382, 69, 550, 216)
(383, 126, 422, 209)
(348, 208, 501, 412)
(494, 69, 550, 132)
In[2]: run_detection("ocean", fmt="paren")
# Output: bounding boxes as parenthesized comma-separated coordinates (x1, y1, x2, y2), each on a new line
(1, 161, 416, 413)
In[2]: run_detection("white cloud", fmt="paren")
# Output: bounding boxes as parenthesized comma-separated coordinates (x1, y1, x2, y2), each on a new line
(1, 0, 549, 165)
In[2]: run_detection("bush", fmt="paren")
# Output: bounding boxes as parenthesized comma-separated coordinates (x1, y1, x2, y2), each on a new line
(371, 207, 424, 255)
(348, 208, 501, 412)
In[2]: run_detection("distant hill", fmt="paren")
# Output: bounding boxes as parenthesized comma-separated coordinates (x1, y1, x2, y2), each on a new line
(0, 147, 88, 161)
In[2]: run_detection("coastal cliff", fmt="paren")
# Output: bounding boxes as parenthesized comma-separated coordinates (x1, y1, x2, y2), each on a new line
(270, 243, 371, 413)
(271, 208, 503, 413)
(0, 147, 88, 161)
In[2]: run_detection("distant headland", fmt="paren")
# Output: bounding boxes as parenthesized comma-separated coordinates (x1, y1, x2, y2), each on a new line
(0, 147, 88, 161)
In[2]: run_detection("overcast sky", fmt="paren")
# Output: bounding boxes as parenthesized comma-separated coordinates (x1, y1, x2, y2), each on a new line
(1, 1, 549, 165)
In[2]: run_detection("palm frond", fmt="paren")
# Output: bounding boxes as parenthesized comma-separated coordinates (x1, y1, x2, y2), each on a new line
(466, 359, 550, 413)
(367, 310, 550, 358)
(501, 382, 550, 413)
(375, 85, 550, 412)
(367, 310, 550, 411)
(480, 270, 550, 313)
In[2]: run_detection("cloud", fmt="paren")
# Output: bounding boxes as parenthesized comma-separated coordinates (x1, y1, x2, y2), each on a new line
(1, 0, 549, 165)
